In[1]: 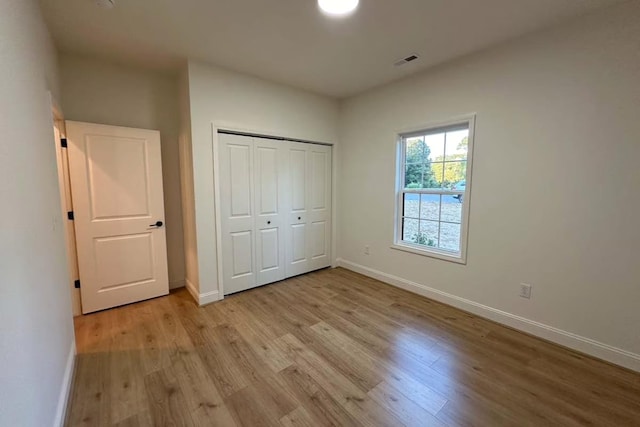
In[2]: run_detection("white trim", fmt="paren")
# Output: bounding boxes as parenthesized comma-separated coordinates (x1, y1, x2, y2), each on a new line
(185, 277, 221, 306)
(211, 124, 226, 299)
(336, 258, 640, 373)
(394, 114, 476, 265)
(54, 342, 76, 427)
(390, 243, 465, 265)
(169, 280, 185, 290)
(199, 290, 221, 306)
(331, 143, 338, 268)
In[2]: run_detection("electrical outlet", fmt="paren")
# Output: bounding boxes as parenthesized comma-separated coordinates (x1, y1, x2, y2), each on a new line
(364, 245, 370, 255)
(520, 283, 532, 299)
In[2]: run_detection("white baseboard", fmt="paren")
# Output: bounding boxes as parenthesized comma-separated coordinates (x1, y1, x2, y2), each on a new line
(185, 278, 221, 306)
(54, 341, 76, 427)
(199, 290, 221, 306)
(170, 279, 186, 290)
(336, 258, 640, 373)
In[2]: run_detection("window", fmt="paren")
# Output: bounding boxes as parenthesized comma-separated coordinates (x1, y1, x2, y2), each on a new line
(393, 116, 475, 263)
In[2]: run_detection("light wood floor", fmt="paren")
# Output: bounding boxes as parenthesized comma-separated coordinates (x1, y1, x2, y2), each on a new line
(66, 268, 640, 426)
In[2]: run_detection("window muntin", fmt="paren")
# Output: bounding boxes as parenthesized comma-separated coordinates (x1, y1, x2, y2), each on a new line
(396, 119, 473, 261)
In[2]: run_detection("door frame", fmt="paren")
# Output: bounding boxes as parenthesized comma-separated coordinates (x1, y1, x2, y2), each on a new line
(49, 92, 82, 316)
(211, 122, 337, 299)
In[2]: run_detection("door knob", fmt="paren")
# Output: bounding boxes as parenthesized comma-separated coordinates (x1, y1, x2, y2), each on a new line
(267, 221, 271, 225)
(298, 216, 301, 220)
(150, 221, 164, 227)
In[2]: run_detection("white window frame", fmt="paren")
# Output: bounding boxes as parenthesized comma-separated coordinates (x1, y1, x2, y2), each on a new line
(391, 114, 476, 264)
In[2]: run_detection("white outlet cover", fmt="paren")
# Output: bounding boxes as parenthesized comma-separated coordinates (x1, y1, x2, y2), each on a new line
(520, 283, 532, 299)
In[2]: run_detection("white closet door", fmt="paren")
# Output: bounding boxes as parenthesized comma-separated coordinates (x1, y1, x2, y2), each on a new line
(253, 138, 287, 286)
(219, 134, 257, 294)
(307, 144, 332, 271)
(286, 143, 310, 277)
(286, 142, 332, 277)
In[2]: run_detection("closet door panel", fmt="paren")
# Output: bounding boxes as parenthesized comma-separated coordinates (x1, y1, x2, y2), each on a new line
(219, 134, 256, 295)
(290, 148, 307, 212)
(286, 143, 310, 277)
(308, 145, 332, 271)
(254, 139, 287, 286)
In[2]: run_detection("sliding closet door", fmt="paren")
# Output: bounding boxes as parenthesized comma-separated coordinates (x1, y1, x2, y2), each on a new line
(219, 134, 332, 294)
(219, 134, 256, 294)
(307, 144, 332, 271)
(286, 142, 332, 277)
(253, 138, 287, 286)
(286, 143, 310, 276)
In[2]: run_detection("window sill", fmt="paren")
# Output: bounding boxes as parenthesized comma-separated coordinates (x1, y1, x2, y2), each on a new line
(390, 243, 467, 265)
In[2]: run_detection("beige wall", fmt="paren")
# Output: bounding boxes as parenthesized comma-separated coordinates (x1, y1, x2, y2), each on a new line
(185, 60, 340, 300)
(59, 54, 185, 287)
(338, 2, 640, 370)
(0, 1, 75, 426)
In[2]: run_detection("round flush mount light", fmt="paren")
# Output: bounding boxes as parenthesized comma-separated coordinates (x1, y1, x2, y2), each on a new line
(318, 0, 359, 16)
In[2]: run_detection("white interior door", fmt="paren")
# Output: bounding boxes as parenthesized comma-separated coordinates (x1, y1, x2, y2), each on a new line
(253, 138, 287, 287)
(286, 142, 332, 277)
(219, 134, 257, 295)
(66, 121, 169, 314)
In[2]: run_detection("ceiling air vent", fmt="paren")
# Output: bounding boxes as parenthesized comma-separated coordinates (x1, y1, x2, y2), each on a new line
(95, 0, 115, 9)
(394, 54, 420, 67)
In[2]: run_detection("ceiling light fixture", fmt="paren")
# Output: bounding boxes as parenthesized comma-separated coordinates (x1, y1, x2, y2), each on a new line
(318, 0, 359, 16)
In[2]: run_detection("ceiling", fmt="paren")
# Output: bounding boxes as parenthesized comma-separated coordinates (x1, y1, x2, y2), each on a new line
(40, 0, 624, 98)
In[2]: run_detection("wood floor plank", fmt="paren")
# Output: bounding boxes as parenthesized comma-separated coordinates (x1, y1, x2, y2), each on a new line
(109, 310, 147, 423)
(278, 364, 362, 426)
(279, 406, 318, 427)
(67, 352, 112, 427)
(273, 334, 406, 427)
(225, 374, 299, 427)
(171, 347, 237, 426)
(368, 381, 446, 427)
(234, 320, 294, 373)
(66, 268, 640, 427)
(143, 367, 195, 427)
(309, 321, 448, 416)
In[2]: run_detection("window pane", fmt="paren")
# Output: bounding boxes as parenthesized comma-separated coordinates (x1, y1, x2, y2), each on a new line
(405, 163, 425, 188)
(440, 195, 462, 223)
(416, 220, 439, 248)
(420, 194, 440, 221)
(405, 137, 426, 164)
(425, 162, 445, 189)
(403, 193, 420, 218)
(405, 163, 441, 189)
(439, 222, 461, 253)
(424, 133, 445, 162)
(444, 129, 469, 161)
(442, 161, 467, 189)
(402, 218, 419, 242)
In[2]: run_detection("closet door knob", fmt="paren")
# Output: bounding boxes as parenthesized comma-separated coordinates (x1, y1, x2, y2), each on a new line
(298, 216, 301, 220)
(267, 221, 271, 225)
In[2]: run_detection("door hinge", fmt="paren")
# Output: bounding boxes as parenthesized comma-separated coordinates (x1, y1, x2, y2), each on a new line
(60, 138, 68, 148)
(67, 211, 74, 220)
(74, 280, 81, 289)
